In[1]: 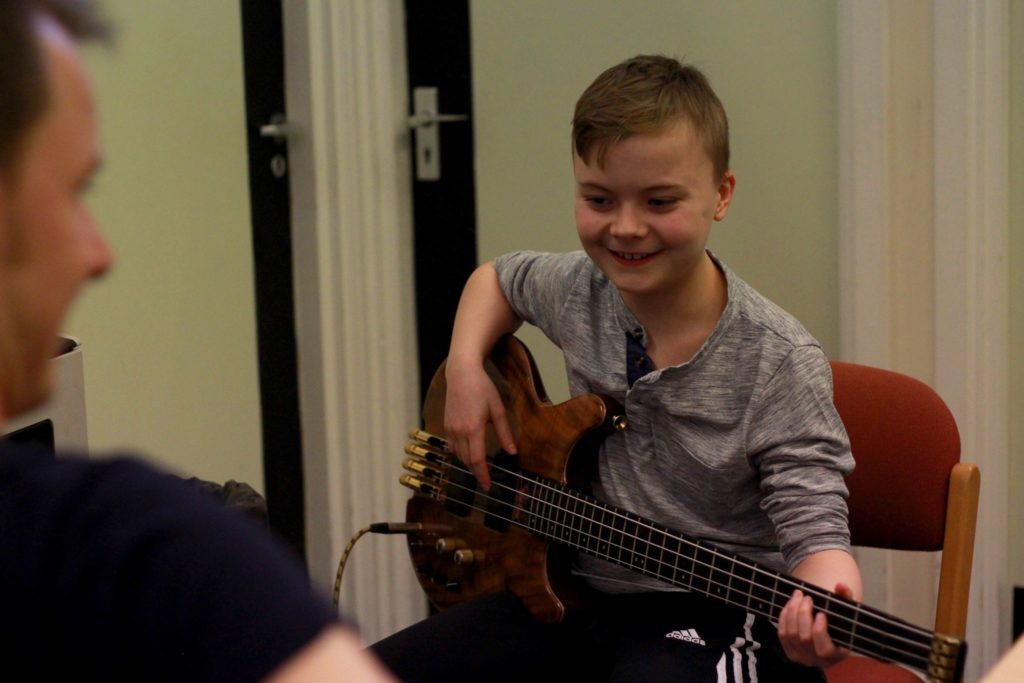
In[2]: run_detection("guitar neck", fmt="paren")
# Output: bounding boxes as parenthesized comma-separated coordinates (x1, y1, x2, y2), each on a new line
(514, 470, 949, 676)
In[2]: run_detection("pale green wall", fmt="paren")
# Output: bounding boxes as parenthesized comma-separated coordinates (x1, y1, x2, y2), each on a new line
(1010, 0, 1024, 592)
(70, 1, 264, 488)
(471, 0, 837, 400)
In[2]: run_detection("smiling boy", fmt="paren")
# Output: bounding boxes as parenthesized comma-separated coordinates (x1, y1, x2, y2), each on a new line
(374, 55, 860, 682)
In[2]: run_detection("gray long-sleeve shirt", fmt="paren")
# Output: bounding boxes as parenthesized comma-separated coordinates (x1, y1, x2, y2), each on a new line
(493, 250, 854, 593)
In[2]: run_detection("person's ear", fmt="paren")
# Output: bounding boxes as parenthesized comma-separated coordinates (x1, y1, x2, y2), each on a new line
(713, 170, 735, 221)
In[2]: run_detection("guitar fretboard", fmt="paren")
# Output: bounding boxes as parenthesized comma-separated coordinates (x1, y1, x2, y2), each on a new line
(510, 470, 935, 673)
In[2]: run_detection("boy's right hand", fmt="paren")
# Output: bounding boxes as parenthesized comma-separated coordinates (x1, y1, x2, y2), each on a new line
(443, 358, 517, 491)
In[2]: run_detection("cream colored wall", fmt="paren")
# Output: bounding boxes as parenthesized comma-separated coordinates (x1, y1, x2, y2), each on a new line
(69, 1, 264, 488)
(470, 0, 838, 401)
(1010, 0, 1023, 593)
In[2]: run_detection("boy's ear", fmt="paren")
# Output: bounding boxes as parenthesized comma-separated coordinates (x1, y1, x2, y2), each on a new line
(713, 171, 736, 221)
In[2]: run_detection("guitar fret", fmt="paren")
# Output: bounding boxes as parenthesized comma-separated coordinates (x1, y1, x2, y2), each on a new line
(608, 509, 623, 565)
(581, 498, 595, 554)
(541, 482, 555, 539)
(564, 492, 573, 546)
(849, 606, 860, 652)
(550, 485, 562, 539)
(731, 559, 754, 611)
(570, 492, 583, 548)
(636, 521, 653, 576)
(626, 513, 641, 570)
(566, 492, 576, 546)
(522, 479, 534, 529)
(554, 486, 565, 541)
(667, 534, 689, 589)
(652, 528, 666, 580)
(748, 568, 775, 616)
(706, 553, 733, 602)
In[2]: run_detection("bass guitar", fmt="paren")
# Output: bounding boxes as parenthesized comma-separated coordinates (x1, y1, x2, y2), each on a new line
(399, 335, 966, 682)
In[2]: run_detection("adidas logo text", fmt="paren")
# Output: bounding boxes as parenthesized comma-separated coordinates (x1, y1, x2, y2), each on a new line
(665, 628, 706, 646)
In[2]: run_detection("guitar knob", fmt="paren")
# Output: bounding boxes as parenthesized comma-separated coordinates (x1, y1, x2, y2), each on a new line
(435, 537, 467, 553)
(453, 549, 484, 565)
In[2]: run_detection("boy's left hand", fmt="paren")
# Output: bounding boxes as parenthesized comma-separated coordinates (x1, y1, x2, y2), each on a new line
(777, 583, 854, 669)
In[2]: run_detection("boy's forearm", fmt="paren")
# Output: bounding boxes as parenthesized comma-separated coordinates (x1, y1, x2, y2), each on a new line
(790, 549, 863, 602)
(447, 262, 522, 366)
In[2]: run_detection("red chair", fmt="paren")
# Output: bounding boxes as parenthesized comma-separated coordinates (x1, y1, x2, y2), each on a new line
(826, 361, 980, 682)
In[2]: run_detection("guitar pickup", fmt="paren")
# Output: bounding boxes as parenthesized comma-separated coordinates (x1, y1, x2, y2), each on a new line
(443, 467, 477, 517)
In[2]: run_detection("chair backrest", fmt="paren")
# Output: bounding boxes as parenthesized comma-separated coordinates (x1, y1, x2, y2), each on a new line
(829, 360, 980, 638)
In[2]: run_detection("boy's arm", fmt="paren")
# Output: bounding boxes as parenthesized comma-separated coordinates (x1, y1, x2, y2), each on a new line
(778, 549, 863, 669)
(444, 262, 522, 490)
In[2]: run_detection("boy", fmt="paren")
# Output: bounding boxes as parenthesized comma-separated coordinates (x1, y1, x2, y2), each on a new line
(374, 55, 860, 681)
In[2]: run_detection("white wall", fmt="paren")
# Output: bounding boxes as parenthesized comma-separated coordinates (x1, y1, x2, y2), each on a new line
(470, 0, 839, 402)
(1010, 0, 1024, 597)
(72, 1, 264, 488)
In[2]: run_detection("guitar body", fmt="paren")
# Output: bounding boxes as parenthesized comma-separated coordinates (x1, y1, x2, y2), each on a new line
(406, 335, 620, 622)
(401, 336, 966, 681)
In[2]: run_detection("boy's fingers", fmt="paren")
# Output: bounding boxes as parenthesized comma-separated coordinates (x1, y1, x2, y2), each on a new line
(798, 595, 814, 640)
(491, 411, 517, 455)
(812, 612, 834, 658)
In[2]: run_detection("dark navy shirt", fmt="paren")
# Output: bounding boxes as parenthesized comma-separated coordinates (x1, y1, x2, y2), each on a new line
(0, 443, 337, 681)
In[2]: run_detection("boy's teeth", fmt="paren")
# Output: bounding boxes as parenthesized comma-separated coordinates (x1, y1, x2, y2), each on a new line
(617, 251, 647, 260)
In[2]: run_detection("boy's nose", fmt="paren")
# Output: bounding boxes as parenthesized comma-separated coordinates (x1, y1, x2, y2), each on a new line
(610, 205, 647, 238)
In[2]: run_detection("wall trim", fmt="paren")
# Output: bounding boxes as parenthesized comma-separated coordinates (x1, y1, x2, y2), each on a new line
(838, 0, 891, 369)
(933, 0, 1010, 676)
(840, 0, 1010, 677)
(284, 0, 425, 642)
(836, 0, 892, 616)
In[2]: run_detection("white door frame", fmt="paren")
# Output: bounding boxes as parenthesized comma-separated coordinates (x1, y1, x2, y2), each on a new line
(282, 0, 425, 643)
(838, 1, 1009, 679)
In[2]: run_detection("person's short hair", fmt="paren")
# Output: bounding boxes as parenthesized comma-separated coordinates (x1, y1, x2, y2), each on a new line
(572, 55, 730, 181)
(0, 0, 110, 174)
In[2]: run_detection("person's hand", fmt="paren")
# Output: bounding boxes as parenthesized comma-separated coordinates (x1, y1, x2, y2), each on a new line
(443, 358, 516, 491)
(777, 584, 854, 669)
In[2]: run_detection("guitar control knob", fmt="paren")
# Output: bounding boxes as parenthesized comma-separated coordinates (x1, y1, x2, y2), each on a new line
(453, 549, 484, 565)
(435, 537, 467, 553)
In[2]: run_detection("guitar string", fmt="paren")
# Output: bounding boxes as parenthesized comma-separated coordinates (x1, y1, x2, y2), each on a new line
(418, 436, 940, 649)
(502, 464, 937, 662)
(422, 472, 931, 668)
(410, 452, 936, 668)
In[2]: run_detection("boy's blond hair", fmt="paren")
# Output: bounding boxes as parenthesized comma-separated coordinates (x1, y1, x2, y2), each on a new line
(572, 55, 730, 181)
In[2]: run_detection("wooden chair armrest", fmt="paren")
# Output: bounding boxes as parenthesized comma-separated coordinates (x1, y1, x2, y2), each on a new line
(935, 462, 980, 638)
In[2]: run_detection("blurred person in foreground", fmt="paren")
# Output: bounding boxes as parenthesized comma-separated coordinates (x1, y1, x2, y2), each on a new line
(0, 1, 394, 680)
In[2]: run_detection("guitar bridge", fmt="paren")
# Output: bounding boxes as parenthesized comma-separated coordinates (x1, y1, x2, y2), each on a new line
(927, 634, 966, 683)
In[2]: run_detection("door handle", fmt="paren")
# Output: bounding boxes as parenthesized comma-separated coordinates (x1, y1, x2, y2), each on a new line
(408, 87, 467, 181)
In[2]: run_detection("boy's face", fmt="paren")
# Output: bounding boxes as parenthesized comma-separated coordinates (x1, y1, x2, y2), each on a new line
(0, 17, 111, 420)
(573, 122, 734, 307)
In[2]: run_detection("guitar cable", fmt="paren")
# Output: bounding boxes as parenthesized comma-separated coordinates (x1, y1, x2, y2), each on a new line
(333, 522, 424, 606)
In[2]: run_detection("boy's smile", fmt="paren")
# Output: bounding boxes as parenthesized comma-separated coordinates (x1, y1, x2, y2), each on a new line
(573, 122, 734, 317)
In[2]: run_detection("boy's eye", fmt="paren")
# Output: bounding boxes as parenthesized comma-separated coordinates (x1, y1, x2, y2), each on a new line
(648, 197, 678, 209)
(584, 196, 612, 209)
